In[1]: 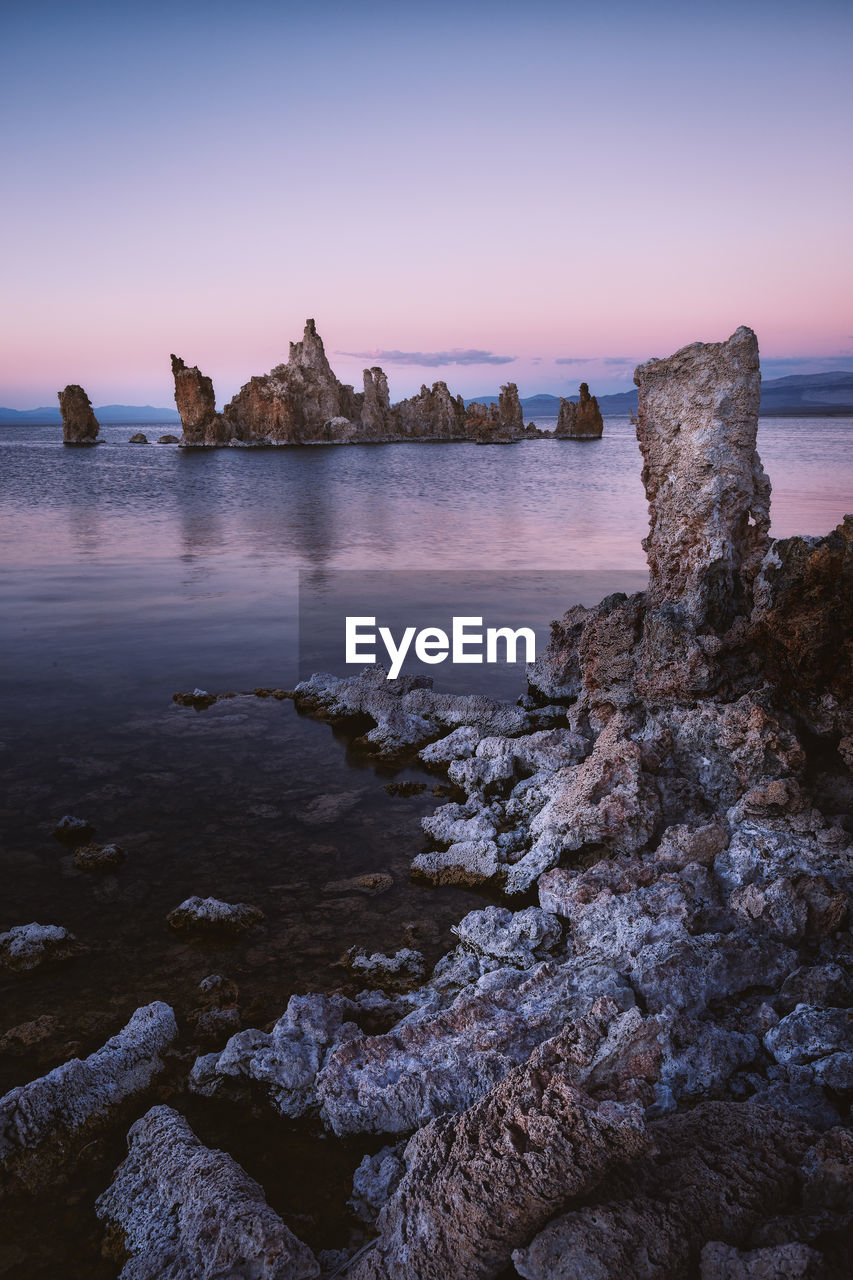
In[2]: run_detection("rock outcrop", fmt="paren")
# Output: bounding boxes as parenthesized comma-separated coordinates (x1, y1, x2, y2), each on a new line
(170, 355, 229, 444)
(555, 383, 603, 439)
(0, 1003, 178, 1194)
(636, 325, 770, 631)
(58, 384, 99, 444)
(96, 1105, 319, 1280)
(394, 380, 467, 439)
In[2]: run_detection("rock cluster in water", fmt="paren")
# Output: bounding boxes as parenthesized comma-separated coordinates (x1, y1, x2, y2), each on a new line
(5, 326, 852, 1276)
(170, 319, 577, 446)
(58, 384, 100, 444)
(555, 381, 603, 438)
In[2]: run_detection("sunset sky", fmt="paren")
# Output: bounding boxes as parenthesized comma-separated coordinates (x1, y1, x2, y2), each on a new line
(2, 0, 851, 408)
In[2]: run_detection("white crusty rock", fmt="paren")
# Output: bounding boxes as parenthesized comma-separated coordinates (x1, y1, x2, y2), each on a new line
(343, 946, 426, 988)
(634, 325, 771, 632)
(451, 906, 562, 967)
(96, 1105, 319, 1279)
(0, 1002, 178, 1194)
(349, 1143, 406, 1226)
(166, 896, 265, 936)
(0, 922, 78, 973)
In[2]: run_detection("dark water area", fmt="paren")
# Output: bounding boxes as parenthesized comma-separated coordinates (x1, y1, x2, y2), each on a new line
(0, 417, 851, 1273)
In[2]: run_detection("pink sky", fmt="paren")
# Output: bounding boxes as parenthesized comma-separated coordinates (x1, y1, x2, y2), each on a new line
(1, 1, 851, 407)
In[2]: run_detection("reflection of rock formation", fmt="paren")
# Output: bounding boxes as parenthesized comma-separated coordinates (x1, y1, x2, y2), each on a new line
(58, 385, 100, 444)
(556, 383, 603, 439)
(171, 322, 530, 446)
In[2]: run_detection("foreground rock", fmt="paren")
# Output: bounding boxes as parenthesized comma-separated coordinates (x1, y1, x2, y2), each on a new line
(0, 1003, 177, 1194)
(555, 383, 603, 439)
(351, 1041, 649, 1280)
(58, 384, 100, 444)
(512, 1101, 847, 1279)
(171, 355, 227, 444)
(96, 1105, 319, 1279)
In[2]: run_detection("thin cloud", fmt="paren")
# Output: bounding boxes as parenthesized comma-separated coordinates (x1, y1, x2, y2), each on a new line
(338, 348, 517, 367)
(555, 356, 636, 366)
(761, 355, 853, 367)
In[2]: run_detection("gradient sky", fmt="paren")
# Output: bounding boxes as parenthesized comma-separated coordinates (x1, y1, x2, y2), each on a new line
(2, 0, 852, 408)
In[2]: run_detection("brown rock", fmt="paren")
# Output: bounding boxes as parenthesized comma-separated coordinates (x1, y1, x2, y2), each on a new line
(555, 383, 603, 439)
(58, 385, 99, 444)
(395, 381, 466, 439)
(635, 326, 770, 632)
(171, 355, 227, 444)
(351, 1038, 649, 1280)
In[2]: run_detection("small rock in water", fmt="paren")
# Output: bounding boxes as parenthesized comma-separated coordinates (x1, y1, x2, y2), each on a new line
(73, 841, 125, 873)
(0, 1015, 61, 1055)
(166, 896, 265, 937)
(128, 432, 148, 444)
(0, 923, 78, 973)
(296, 790, 365, 826)
(383, 780, 427, 797)
(156, 434, 179, 444)
(172, 689, 217, 709)
(342, 946, 426, 989)
(322, 872, 393, 897)
(51, 814, 95, 846)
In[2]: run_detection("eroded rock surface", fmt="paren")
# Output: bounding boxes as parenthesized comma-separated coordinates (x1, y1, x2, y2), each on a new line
(555, 383, 603, 439)
(96, 1105, 319, 1279)
(58, 384, 99, 443)
(0, 1003, 178, 1194)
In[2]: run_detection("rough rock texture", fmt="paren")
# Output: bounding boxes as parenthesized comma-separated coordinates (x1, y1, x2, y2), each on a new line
(96, 1106, 319, 1279)
(58, 384, 99, 443)
(555, 383, 603, 439)
(395, 381, 466, 439)
(351, 1048, 648, 1280)
(512, 1101, 824, 1280)
(635, 325, 770, 631)
(129, 432, 148, 444)
(170, 355, 227, 445)
(0, 922, 78, 972)
(362, 366, 392, 437)
(166, 895, 264, 936)
(464, 385, 525, 442)
(0, 1003, 178, 1194)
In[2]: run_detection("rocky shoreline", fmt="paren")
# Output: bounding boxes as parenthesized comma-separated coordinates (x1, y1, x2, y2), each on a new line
(5, 325, 851, 1277)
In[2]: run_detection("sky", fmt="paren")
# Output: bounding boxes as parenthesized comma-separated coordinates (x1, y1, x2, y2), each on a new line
(1, 0, 852, 409)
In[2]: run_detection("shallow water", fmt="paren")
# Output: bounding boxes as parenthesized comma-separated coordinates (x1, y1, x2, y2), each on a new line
(0, 416, 851, 1273)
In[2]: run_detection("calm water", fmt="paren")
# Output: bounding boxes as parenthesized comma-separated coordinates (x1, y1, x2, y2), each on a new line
(0, 416, 851, 1273)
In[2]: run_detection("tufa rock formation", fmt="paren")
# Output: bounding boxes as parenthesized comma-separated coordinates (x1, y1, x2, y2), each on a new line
(635, 325, 771, 633)
(58, 384, 100, 444)
(171, 322, 531, 445)
(555, 382, 603, 439)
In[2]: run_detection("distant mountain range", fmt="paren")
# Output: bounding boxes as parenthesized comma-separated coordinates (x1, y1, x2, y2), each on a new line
(467, 371, 853, 418)
(3, 372, 853, 425)
(0, 404, 181, 424)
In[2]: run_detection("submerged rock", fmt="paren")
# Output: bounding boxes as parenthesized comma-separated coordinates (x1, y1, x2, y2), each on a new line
(58, 384, 100, 444)
(73, 842, 125, 873)
(555, 383, 603, 439)
(96, 1105, 319, 1279)
(52, 814, 95, 845)
(0, 1002, 177, 1194)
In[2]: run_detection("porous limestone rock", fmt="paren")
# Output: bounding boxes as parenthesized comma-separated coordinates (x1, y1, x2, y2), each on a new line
(0, 1002, 178, 1194)
(350, 1040, 649, 1280)
(700, 1241, 825, 1280)
(58, 384, 99, 443)
(512, 1101, 820, 1280)
(350, 1039, 645, 1280)
(96, 1105, 319, 1279)
(361, 366, 392, 437)
(634, 325, 770, 631)
(394, 381, 466, 439)
(343, 946, 426, 988)
(555, 383, 603, 439)
(171, 355, 227, 445)
(451, 906, 563, 967)
(166, 896, 264, 937)
(0, 922, 78, 972)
